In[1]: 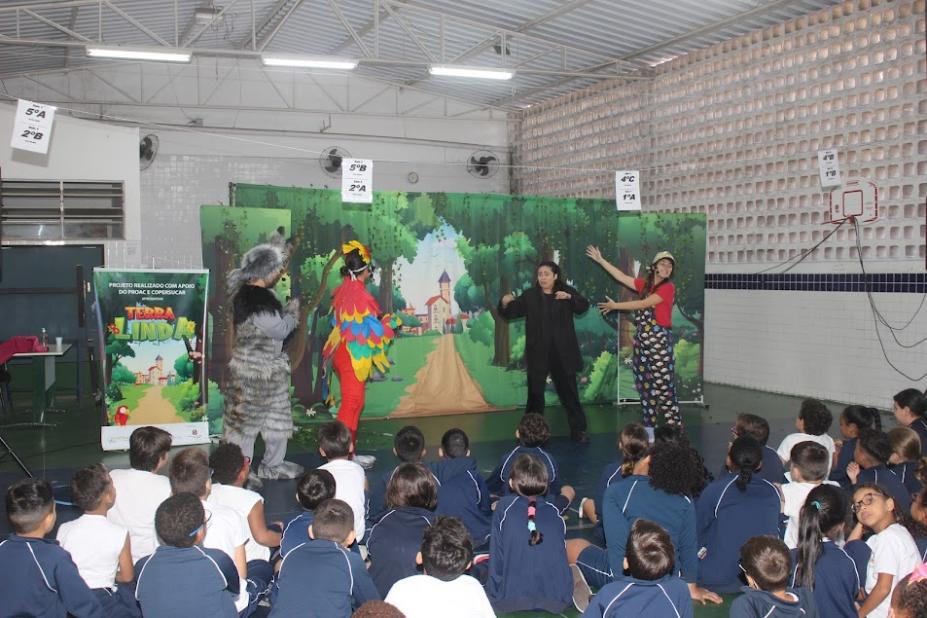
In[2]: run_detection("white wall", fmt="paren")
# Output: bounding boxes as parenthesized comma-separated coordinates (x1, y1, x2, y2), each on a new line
(0, 101, 141, 267)
(511, 0, 927, 406)
(1, 62, 511, 269)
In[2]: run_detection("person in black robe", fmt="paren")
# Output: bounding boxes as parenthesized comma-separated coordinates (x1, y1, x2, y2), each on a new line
(499, 261, 591, 443)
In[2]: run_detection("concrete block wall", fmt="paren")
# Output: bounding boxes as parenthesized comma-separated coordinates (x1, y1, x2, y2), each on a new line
(511, 0, 927, 406)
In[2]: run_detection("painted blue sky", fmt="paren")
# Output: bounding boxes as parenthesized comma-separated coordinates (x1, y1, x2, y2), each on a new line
(394, 223, 467, 315)
(120, 339, 189, 374)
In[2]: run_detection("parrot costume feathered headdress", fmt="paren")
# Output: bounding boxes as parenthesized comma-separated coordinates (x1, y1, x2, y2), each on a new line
(322, 241, 401, 382)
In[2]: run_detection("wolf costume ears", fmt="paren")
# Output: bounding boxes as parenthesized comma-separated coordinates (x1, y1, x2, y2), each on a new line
(227, 226, 292, 295)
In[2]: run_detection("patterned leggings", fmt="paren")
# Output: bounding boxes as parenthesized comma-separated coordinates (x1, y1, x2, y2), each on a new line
(631, 308, 682, 428)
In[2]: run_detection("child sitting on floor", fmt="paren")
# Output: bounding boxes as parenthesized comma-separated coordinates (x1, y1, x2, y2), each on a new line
(135, 493, 239, 618)
(57, 463, 138, 617)
(777, 398, 835, 475)
(847, 483, 921, 618)
(279, 468, 336, 559)
(430, 428, 493, 549)
(696, 436, 781, 593)
(107, 426, 172, 563)
(730, 536, 816, 618)
(317, 420, 367, 541)
(847, 429, 913, 513)
(270, 499, 379, 617)
(0, 478, 102, 618)
(487, 413, 575, 513)
(368, 425, 427, 527)
(830, 405, 881, 489)
(780, 441, 837, 549)
(366, 462, 438, 597)
(578, 422, 649, 544)
(484, 454, 573, 614)
(208, 442, 281, 565)
(385, 515, 494, 618)
(790, 484, 863, 618)
(886, 427, 923, 497)
(727, 413, 785, 484)
(580, 519, 693, 617)
(567, 442, 721, 606)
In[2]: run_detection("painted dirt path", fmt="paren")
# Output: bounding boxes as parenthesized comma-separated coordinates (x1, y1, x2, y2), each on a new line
(126, 385, 184, 425)
(392, 334, 498, 417)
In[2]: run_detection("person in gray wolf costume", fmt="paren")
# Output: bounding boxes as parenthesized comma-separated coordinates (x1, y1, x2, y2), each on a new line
(223, 234, 302, 482)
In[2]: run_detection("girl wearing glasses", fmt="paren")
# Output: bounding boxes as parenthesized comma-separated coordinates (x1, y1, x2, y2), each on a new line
(847, 484, 920, 618)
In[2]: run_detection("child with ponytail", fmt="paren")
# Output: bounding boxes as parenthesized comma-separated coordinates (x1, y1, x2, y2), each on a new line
(888, 566, 927, 618)
(484, 454, 571, 613)
(579, 423, 649, 542)
(695, 436, 782, 593)
(887, 428, 923, 498)
(831, 405, 882, 489)
(790, 484, 863, 617)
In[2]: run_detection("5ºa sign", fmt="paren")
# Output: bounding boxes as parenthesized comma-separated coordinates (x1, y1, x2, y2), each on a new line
(11, 99, 56, 154)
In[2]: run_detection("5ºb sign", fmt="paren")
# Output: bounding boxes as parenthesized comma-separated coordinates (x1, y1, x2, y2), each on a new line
(11, 99, 56, 154)
(342, 158, 373, 203)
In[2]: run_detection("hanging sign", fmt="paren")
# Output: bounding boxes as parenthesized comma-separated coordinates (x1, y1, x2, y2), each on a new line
(615, 170, 641, 211)
(10, 99, 56, 154)
(817, 149, 841, 187)
(342, 158, 373, 203)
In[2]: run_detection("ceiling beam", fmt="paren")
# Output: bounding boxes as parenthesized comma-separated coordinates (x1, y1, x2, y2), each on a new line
(102, 1, 172, 47)
(21, 8, 92, 42)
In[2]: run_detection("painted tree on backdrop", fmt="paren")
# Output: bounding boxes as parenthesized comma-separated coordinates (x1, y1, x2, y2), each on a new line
(436, 193, 538, 366)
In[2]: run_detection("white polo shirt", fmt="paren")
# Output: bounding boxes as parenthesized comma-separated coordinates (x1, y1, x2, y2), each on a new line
(864, 523, 921, 618)
(107, 468, 171, 563)
(385, 574, 495, 618)
(208, 483, 269, 562)
(56, 514, 128, 589)
(318, 459, 366, 539)
(201, 499, 251, 613)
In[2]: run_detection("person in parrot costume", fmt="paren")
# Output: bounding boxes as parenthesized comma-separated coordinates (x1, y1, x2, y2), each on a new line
(323, 241, 401, 465)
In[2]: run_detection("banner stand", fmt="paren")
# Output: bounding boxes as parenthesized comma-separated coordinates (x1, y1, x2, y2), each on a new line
(93, 268, 211, 450)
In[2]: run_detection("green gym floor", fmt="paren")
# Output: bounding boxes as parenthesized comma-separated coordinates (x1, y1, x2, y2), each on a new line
(0, 381, 866, 617)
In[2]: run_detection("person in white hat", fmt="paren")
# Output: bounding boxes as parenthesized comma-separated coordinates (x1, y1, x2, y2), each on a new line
(224, 236, 302, 482)
(585, 246, 682, 437)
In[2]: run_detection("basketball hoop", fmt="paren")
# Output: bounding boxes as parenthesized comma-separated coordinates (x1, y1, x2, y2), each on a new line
(826, 178, 879, 224)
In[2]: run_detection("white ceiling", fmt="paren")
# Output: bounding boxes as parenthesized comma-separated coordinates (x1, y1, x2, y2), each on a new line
(0, 0, 846, 112)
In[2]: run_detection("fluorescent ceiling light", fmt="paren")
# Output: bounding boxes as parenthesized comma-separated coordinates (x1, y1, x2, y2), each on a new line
(262, 55, 357, 69)
(429, 65, 514, 80)
(86, 46, 191, 62)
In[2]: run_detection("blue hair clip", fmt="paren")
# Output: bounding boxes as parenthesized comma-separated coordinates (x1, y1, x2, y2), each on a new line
(527, 520, 537, 533)
(811, 500, 822, 510)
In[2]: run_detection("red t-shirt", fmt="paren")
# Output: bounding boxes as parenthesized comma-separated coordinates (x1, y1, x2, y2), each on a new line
(634, 278, 675, 328)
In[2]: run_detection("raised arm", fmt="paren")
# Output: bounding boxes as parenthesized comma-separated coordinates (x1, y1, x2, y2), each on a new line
(585, 245, 637, 291)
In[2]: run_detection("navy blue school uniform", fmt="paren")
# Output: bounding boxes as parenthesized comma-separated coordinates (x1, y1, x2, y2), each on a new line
(695, 473, 781, 593)
(270, 538, 379, 618)
(889, 461, 923, 497)
(729, 586, 817, 617)
(280, 511, 314, 558)
(719, 446, 786, 486)
(484, 494, 572, 613)
(789, 541, 862, 618)
(915, 535, 927, 562)
(92, 584, 140, 618)
(487, 445, 568, 511)
(365, 467, 394, 527)
(602, 476, 697, 585)
(581, 573, 693, 618)
(366, 506, 434, 597)
(829, 438, 857, 489)
(135, 545, 239, 618)
(842, 540, 872, 589)
(0, 535, 103, 618)
(857, 464, 912, 512)
(591, 461, 624, 545)
(909, 417, 927, 456)
(430, 457, 493, 547)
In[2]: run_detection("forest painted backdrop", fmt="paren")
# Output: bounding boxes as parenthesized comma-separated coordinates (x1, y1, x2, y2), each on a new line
(201, 188, 705, 430)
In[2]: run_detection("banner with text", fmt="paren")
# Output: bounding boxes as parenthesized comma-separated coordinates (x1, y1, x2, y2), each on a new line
(93, 269, 210, 450)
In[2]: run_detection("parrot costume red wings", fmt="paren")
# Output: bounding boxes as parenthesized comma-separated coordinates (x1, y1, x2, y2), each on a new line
(322, 242, 401, 382)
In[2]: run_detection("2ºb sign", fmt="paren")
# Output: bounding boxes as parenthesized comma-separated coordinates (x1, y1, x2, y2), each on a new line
(11, 99, 56, 154)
